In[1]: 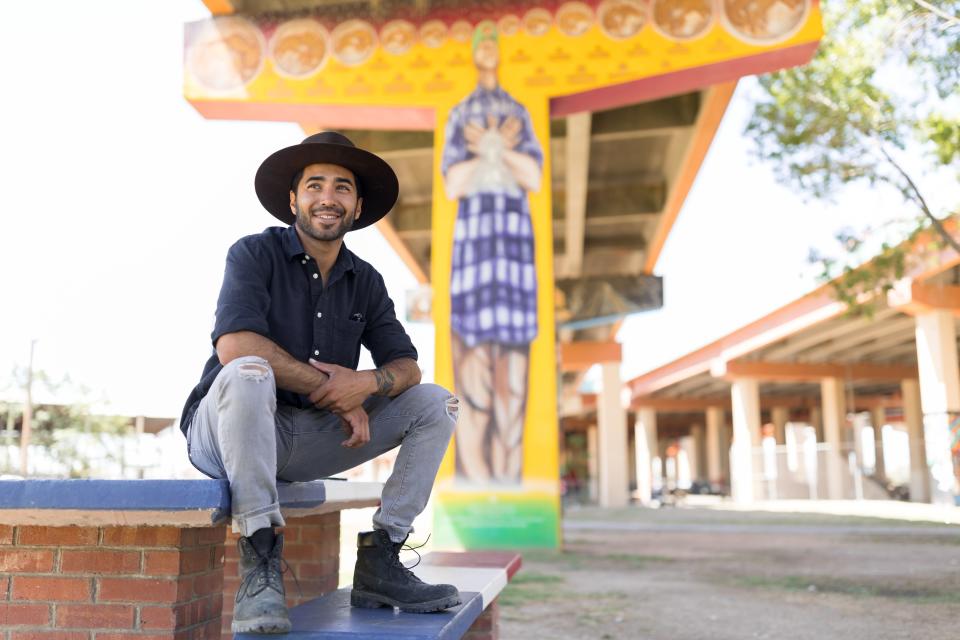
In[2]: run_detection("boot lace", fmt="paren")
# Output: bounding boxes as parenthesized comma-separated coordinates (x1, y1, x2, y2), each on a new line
(396, 533, 431, 571)
(236, 539, 302, 603)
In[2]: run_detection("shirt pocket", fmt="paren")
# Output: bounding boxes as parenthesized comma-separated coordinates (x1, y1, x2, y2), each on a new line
(333, 315, 367, 368)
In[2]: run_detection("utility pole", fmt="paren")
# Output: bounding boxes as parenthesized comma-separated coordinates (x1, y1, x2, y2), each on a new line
(19, 339, 36, 477)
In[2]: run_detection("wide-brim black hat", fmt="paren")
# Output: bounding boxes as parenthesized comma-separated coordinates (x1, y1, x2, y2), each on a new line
(255, 131, 399, 230)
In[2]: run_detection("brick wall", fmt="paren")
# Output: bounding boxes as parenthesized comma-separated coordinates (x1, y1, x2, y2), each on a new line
(221, 513, 339, 638)
(0, 524, 226, 640)
(463, 601, 500, 640)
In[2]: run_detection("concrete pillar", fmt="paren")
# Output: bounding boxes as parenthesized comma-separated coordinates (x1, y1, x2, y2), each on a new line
(634, 408, 657, 505)
(586, 424, 598, 502)
(870, 406, 887, 480)
(597, 362, 629, 507)
(705, 407, 723, 488)
(730, 378, 761, 503)
(771, 406, 789, 444)
(820, 377, 847, 500)
(901, 378, 931, 503)
(809, 405, 823, 442)
(690, 424, 705, 483)
(914, 310, 960, 503)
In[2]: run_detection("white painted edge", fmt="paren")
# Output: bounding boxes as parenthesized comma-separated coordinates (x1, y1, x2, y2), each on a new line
(321, 481, 383, 507)
(0, 508, 225, 527)
(412, 566, 508, 610)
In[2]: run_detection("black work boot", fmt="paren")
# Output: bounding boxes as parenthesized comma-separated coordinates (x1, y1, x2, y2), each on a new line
(351, 529, 461, 613)
(232, 533, 291, 634)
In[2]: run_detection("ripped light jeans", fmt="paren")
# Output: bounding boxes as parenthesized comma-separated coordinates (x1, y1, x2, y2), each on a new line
(186, 356, 458, 542)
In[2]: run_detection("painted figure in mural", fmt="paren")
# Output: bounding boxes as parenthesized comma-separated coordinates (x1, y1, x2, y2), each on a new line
(442, 21, 543, 484)
(180, 132, 461, 634)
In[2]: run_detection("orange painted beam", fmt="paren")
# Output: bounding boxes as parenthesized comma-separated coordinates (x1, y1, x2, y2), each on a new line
(642, 80, 737, 274)
(888, 280, 960, 316)
(718, 360, 918, 382)
(202, 0, 234, 15)
(559, 341, 621, 372)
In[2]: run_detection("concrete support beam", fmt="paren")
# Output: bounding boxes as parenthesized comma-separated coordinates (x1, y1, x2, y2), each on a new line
(559, 341, 622, 372)
(771, 406, 789, 444)
(586, 424, 598, 502)
(635, 408, 657, 505)
(913, 309, 960, 502)
(901, 378, 930, 502)
(717, 360, 918, 382)
(820, 377, 847, 500)
(690, 424, 705, 483)
(705, 407, 724, 487)
(870, 406, 887, 480)
(597, 362, 629, 507)
(730, 378, 760, 503)
(563, 112, 591, 278)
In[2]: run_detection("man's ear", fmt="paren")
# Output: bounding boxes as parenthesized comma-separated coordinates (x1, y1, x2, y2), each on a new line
(355, 197, 363, 220)
(289, 190, 296, 215)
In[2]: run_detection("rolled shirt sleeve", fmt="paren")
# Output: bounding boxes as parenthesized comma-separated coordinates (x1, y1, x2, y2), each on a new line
(362, 272, 418, 367)
(211, 237, 273, 346)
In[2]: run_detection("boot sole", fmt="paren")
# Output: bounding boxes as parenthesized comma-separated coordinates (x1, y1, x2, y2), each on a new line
(231, 615, 292, 634)
(351, 588, 462, 613)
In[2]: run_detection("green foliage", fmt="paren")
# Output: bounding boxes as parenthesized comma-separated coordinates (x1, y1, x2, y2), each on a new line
(747, 0, 960, 311)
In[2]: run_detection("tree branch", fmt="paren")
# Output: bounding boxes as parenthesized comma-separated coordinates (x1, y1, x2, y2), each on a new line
(913, 0, 960, 27)
(880, 146, 960, 254)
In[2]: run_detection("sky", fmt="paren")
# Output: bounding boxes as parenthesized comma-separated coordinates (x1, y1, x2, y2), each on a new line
(0, 1, 952, 417)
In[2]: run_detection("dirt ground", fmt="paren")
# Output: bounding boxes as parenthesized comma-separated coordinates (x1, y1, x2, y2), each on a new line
(498, 504, 960, 640)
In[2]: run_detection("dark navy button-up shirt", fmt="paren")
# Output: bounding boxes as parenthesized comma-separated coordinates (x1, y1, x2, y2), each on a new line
(180, 225, 417, 435)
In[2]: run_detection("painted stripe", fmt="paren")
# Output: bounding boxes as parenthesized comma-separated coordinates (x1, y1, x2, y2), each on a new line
(0, 479, 230, 513)
(413, 566, 507, 610)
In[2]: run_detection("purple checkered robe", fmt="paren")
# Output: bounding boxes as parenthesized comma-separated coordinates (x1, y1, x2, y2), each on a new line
(442, 85, 543, 348)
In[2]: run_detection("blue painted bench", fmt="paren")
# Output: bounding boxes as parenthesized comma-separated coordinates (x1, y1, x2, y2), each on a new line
(236, 550, 522, 640)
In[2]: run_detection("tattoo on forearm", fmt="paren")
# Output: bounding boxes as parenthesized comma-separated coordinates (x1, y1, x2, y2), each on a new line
(373, 368, 396, 396)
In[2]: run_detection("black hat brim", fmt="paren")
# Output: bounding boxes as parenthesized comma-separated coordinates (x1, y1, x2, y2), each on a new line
(254, 141, 398, 230)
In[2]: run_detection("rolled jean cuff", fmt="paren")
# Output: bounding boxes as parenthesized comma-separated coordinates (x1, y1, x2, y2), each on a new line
(372, 514, 412, 543)
(232, 502, 286, 537)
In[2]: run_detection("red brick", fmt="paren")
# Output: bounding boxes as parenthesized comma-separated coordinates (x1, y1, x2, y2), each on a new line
(2, 575, 10, 600)
(197, 527, 226, 546)
(192, 572, 222, 597)
(0, 549, 55, 573)
(96, 578, 178, 603)
(143, 550, 179, 576)
(137, 604, 178, 631)
(294, 560, 337, 579)
(0, 525, 14, 545)
(0, 602, 51, 626)
(101, 527, 180, 548)
(179, 549, 212, 574)
(94, 634, 171, 640)
(61, 550, 140, 575)
(10, 632, 88, 640)
(56, 604, 134, 629)
(17, 526, 99, 547)
(12, 576, 92, 602)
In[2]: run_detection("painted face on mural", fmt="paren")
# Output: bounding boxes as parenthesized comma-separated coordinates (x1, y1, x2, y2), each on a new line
(473, 37, 499, 71)
(289, 162, 363, 242)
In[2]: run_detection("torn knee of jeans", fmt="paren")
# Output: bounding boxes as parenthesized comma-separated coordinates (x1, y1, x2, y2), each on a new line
(444, 396, 460, 422)
(237, 362, 270, 382)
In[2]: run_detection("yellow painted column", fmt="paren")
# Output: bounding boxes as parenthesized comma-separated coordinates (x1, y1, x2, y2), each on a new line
(730, 378, 760, 503)
(598, 362, 629, 507)
(820, 377, 847, 500)
(901, 378, 931, 503)
(635, 407, 657, 505)
(914, 310, 960, 503)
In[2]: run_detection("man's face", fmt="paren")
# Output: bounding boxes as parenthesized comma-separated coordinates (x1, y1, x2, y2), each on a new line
(473, 38, 499, 71)
(289, 163, 363, 242)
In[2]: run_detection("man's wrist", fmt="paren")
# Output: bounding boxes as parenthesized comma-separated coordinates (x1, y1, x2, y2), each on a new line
(370, 367, 397, 397)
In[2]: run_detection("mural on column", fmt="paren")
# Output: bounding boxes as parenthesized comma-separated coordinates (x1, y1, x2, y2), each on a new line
(183, 0, 823, 547)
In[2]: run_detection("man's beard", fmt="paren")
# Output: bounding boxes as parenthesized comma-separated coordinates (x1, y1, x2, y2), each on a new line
(294, 200, 357, 242)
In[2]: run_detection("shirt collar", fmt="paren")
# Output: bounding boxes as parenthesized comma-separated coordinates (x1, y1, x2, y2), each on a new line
(281, 224, 359, 274)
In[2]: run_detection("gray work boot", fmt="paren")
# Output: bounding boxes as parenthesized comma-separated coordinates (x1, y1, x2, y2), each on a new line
(351, 529, 461, 613)
(232, 534, 291, 634)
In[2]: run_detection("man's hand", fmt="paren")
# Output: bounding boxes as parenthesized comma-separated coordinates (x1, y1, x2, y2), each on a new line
(337, 405, 370, 448)
(307, 360, 375, 414)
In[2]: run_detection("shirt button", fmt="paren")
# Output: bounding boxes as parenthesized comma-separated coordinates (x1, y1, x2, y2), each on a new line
(312, 273, 319, 279)
(314, 350, 320, 356)
(301, 259, 306, 264)
(317, 312, 323, 318)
